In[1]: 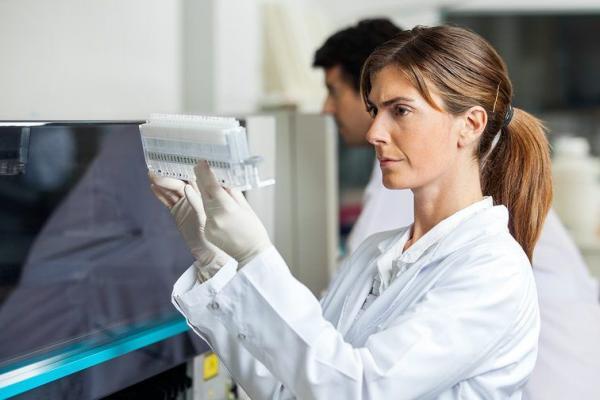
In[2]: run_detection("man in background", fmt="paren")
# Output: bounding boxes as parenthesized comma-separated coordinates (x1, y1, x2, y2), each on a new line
(313, 18, 600, 399)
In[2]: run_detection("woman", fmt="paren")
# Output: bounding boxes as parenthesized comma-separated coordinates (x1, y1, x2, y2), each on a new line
(150, 25, 552, 399)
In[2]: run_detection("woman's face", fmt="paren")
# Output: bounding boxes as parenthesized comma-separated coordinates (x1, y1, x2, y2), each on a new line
(365, 65, 463, 192)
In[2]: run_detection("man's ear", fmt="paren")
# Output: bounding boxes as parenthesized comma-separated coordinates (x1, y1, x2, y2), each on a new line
(458, 106, 487, 148)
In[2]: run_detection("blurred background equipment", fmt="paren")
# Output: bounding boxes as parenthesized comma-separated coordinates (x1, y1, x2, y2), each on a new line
(0, 125, 31, 176)
(552, 137, 600, 245)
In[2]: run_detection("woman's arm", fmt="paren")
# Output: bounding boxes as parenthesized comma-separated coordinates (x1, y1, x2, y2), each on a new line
(174, 244, 539, 400)
(172, 262, 290, 399)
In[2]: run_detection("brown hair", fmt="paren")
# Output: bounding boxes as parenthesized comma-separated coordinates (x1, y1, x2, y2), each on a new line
(360, 25, 552, 261)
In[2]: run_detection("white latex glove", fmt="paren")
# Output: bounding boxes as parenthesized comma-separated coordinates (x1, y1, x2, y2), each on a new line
(192, 161, 272, 267)
(149, 173, 230, 282)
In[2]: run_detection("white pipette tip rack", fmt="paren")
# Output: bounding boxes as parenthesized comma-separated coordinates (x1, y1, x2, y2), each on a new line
(139, 113, 275, 190)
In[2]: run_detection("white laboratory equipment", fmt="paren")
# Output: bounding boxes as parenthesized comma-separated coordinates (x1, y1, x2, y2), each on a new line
(552, 136, 600, 277)
(552, 136, 600, 243)
(140, 114, 274, 191)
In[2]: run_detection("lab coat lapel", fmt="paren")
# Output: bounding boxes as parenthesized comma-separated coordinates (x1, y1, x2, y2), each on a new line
(336, 231, 406, 336)
(345, 201, 505, 344)
(336, 255, 377, 335)
(345, 244, 445, 345)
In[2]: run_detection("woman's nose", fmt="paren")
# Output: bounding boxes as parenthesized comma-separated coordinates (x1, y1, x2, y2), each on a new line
(366, 116, 389, 145)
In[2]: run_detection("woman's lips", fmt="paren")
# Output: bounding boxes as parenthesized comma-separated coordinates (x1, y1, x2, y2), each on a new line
(379, 158, 404, 168)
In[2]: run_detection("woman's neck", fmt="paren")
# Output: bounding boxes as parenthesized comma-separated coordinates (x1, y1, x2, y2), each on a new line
(406, 164, 483, 251)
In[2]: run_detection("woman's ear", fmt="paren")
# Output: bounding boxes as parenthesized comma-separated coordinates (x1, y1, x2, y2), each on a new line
(458, 106, 487, 148)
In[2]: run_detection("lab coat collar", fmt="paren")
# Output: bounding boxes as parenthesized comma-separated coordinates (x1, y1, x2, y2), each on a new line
(376, 197, 495, 264)
(345, 197, 502, 340)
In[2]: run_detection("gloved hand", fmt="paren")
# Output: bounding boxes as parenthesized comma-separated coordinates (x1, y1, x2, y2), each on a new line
(149, 173, 230, 282)
(191, 161, 272, 267)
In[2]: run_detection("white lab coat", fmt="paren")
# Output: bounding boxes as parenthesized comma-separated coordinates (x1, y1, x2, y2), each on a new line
(349, 164, 600, 399)
(172, 198, 539, 399)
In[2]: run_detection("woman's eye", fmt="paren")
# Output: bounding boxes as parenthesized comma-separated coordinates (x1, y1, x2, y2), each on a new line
(368, 107, 378, 118)
(393, 106, 409, 117)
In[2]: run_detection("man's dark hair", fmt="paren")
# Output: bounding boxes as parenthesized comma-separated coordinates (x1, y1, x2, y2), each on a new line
(313, 18, 402, 92)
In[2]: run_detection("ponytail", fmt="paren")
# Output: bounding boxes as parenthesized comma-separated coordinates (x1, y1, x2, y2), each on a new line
(481, 108, 553, 260)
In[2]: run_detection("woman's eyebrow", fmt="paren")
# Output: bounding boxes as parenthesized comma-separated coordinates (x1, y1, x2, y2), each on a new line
(367, 96, 415, 108)
(381, 96, 415, 107)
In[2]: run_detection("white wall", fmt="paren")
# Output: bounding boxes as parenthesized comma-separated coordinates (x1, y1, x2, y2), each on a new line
(0, 0, 265, 119)
(3, 0, 594, 120)
(182, 0, 264, 115)
(0, 0, 182, 120)
(213, 1, 263, 114)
